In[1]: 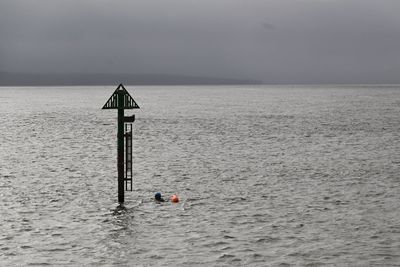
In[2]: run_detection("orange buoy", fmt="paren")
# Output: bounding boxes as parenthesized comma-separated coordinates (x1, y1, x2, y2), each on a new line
(170, 194, 179, 203)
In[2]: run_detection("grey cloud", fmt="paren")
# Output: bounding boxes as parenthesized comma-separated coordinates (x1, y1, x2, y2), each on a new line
(1, 0, 400, 83)
(262, 22, 276, 31)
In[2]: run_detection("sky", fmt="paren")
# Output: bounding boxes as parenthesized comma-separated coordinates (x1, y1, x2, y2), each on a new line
(1, 0, 400, 83)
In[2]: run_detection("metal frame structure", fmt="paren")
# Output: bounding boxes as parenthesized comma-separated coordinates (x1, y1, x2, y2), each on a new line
(102, 84, 139, 204)
(124, 123, 133, 191)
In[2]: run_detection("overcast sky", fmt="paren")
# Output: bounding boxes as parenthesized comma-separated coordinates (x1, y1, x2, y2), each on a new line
(1, 0, 400, 83)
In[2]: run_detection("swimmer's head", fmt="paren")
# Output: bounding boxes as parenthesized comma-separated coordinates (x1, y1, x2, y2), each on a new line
(155, 192, 162, 201)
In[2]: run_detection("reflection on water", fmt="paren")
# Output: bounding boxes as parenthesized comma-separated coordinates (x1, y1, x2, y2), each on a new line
(0, 85, 400, 266)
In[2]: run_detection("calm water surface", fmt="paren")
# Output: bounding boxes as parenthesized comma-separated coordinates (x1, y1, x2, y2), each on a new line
(0, 85, 400, 266)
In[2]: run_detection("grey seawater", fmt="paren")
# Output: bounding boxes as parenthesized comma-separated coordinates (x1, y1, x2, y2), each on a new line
(0, 85, 399, 266)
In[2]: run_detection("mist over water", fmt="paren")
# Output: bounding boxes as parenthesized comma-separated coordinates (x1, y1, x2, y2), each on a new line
(0, 85, 399, 265)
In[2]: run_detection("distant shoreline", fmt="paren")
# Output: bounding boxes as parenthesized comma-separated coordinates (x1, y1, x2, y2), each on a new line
(1, 73, 399, 87)
(0, 72, 259, 86)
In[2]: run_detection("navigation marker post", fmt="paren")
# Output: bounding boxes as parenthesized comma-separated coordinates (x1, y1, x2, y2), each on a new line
(102, 84, 140, 204)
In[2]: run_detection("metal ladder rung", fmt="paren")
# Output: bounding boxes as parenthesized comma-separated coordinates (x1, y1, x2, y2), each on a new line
(124, 123, 133, 191)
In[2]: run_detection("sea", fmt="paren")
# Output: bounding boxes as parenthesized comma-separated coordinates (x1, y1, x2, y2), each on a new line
(0, 85, 399, 266)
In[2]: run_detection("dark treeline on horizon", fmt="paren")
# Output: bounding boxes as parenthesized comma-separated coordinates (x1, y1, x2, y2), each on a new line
(2, 72, 400, 86)
(0, 72, 259, 86)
